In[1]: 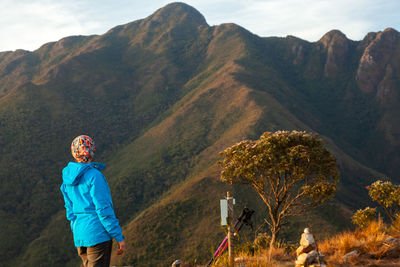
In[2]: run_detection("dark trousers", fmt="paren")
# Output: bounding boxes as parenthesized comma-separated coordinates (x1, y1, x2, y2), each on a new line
(77, 240, 113, 267)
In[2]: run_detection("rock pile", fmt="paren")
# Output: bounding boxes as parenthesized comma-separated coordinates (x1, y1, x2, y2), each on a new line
(295, 228, 327, 267)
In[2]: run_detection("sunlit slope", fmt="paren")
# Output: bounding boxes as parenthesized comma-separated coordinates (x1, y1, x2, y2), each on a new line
(0, 2, 399, 266)
(0, 3, 213, 265)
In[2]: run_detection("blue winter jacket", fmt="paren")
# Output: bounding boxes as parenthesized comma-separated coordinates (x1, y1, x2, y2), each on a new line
(60, 162, 124, 247)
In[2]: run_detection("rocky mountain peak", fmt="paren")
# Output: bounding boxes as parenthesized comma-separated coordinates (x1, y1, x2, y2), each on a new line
(382, 27, 400, 35)
(149, 2, 208, 27)
(356, 27, 400, 99)
(318, 30, 349, 49)
(358, 32, 378, 51)
(318, 30, 350, 78)
(98, 2, 209, 54)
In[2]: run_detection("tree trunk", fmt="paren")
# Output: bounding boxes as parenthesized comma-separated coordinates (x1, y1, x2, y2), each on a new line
(268, 230, 277, 262)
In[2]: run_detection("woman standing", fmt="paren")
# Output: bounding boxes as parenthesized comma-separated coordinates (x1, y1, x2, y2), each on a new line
(61, 135, 125, 267)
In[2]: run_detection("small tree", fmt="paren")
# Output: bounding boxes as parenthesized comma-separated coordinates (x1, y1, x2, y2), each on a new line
(219, 131, 339, 252)
(367, 180, 400, 222)
(352, 207, 377, 228)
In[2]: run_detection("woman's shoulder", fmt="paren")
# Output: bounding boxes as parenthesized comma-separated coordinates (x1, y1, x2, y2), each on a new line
(85, 163, 107, 183)
(90, 162, 106, 171)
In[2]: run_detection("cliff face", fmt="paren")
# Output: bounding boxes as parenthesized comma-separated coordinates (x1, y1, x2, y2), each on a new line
(353, 28, 400, 177)
(356, 28, 400, 103)
(319, 30, 351, 78)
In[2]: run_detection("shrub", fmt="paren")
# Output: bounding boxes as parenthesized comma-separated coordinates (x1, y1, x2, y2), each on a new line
(253, 233, 271, 250)
(368, 180, 400, 222)
(351, 207, 377, 229)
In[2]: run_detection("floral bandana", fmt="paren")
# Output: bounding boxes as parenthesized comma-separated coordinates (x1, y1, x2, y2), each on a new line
(71, 135, 95, 163)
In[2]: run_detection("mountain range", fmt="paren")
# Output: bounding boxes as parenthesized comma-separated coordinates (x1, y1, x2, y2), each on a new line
(0, 2, 399, 266)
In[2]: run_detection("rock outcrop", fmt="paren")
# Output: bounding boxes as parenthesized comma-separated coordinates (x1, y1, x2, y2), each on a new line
(356, 28, 400, 105)
(318, 30, 351, 78)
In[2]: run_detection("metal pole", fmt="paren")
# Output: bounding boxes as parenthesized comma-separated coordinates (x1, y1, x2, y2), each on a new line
(227, 191, 234, 267)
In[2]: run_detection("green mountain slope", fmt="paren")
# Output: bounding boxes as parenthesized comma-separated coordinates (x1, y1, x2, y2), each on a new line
(0, 2, 399, 266)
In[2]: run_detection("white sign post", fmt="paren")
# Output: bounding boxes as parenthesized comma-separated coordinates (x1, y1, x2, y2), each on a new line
(220, 199, 228, 226)
(220, 191, 235, 267)
(220, 194, 235, 226)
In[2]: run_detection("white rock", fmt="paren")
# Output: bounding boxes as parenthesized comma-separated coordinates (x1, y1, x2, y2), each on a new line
(296, 253, 308, 265)
(344, 250, 359, 262)
(300, 232, 316, 248)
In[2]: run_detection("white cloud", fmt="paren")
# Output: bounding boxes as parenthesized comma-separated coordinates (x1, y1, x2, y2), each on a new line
(0, 0, 95, 51)
(0, 0, 399, 51)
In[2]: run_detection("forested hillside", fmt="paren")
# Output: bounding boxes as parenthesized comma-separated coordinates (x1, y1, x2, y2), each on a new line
(0, 2, 399, 266)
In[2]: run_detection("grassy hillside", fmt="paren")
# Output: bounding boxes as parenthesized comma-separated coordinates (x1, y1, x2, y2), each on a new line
(0, 2, 399, 266)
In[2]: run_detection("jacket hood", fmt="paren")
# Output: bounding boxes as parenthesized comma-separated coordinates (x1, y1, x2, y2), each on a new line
(62, 162, 106, 185)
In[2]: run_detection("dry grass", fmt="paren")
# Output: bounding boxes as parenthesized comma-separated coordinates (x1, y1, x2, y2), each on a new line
(318, 219, 400, 266)
(213, 247, 292, 267)
(218, 219, 400, 267)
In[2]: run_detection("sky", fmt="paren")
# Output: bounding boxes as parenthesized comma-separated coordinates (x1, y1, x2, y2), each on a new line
(1, 0, 399, 52)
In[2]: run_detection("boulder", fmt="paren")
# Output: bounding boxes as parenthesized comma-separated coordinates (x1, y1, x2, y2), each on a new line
(344, 250, 359, 262)
(295, 251, 321, 266)
(295, 253, 308, 265)
(172, 259, 182, 267)
(383, 237, 400, 258)
(300, 228, 316, 248)
(296, 244, 315, 256)
(384, 237, 399, 246)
